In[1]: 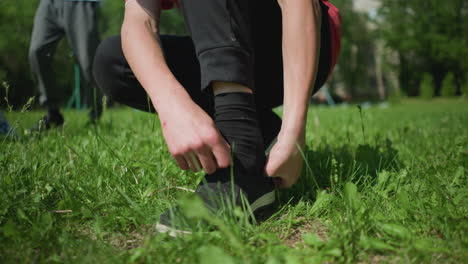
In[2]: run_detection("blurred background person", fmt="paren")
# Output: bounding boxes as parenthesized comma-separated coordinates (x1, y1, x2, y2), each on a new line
(28, 0, 102, 131)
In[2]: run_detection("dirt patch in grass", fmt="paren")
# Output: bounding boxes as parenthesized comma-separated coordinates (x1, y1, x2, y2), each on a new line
(107, 228, 147, 250)
(78, 225, 149, 250)
(276, 218, 329, 248)
(358, 255, 401, 264)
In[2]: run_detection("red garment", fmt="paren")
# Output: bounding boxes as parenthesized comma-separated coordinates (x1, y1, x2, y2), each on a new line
(124, 0, 341, 75)
(322, 0, 341, 76)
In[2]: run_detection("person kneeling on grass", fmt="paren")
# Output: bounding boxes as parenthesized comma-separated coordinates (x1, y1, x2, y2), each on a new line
(93, 0, 341, 236)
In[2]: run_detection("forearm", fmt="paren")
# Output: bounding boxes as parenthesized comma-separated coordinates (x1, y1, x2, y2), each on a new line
(121, 1, 191, 116)
(278, 0, 322, 143)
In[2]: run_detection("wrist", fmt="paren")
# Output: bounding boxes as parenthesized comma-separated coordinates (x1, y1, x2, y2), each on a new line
(280, 112, 307, 141)
(278, 125, 306, 146)
(150, 82, 192, 115)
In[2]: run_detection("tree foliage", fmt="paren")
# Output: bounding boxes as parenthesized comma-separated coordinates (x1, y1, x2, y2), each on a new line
(0, 0, 42, 108)
(462, 75, 468, 97)
(419, 73, 434, 100)
(327, 0, 375, 99)
(378, 0, 468, 96)
(440, 72, 456, 97)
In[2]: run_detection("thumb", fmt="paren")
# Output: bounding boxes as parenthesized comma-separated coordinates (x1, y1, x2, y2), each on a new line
(265, 154, 282, 177)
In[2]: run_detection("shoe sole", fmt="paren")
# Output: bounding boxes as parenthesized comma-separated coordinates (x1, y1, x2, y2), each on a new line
(250, 190, 276, 212)
(155, 223, 193, 237)
(155, 190, 276, 237)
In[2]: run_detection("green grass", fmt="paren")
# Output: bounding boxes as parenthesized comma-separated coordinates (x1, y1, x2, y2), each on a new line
(1, 99, 467, 263)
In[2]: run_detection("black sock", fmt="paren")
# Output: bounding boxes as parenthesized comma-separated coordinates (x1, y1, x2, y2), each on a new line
(205, 92, 269, 197)
(258, 109, 282, 151)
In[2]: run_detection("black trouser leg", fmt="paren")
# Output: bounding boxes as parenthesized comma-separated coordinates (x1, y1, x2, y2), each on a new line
(93, 35, 213, 114)
(179, 0, 255, 91)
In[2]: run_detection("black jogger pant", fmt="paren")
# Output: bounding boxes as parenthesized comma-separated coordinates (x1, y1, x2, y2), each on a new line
(93, 0, 331, 142)
(29, 0, 102, 114)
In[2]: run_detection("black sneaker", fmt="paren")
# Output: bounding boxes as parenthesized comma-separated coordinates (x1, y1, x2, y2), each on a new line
(155, 174, 276, 237)
(27, 113, 64, 133)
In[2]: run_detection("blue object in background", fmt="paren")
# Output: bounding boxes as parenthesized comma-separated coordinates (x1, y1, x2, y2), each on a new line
(0, 111, 18, 138)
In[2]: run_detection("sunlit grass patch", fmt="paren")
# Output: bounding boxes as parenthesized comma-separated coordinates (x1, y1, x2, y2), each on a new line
(1, 100, 467, 263)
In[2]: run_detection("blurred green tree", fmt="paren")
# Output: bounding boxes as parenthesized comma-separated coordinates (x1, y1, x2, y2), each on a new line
(462, 83, 468, 98)
(378, 0, 468, 96)
(462, 74, 468, 98)
(419, 73, 435, 100)
(0, 0, 44, 108)
(440, 72, 456, 97)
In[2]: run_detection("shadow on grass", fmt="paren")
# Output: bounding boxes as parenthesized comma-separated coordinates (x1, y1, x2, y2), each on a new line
(278, 138, 402, 204)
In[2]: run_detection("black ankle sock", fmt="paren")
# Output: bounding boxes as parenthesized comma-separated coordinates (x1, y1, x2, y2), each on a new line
(205, 92, 269, 196)
(258, 109, 282, 151)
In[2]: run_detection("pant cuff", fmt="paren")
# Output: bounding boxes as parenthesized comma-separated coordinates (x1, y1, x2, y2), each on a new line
(199, 46, 254, 92)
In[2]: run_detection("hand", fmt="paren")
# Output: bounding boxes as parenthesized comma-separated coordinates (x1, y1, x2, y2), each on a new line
(157, 97, 231, 174)
(265, 134, 304, 188)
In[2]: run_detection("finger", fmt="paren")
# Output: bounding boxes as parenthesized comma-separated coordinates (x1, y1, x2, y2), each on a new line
(265, 160, 281, 177)
(175, 155, 189, 170)
(188, 152, 202, 172)
(186, 157, 196, 172)
(212, 141, 231, 168)
(195, 148, 217, 174)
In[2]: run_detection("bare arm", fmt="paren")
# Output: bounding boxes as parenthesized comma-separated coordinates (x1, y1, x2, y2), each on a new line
(278, 0, 321, 142)
(122, 0, 188, 113)
(122, 0, 230, 173)
(266, 0, 322, 188)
